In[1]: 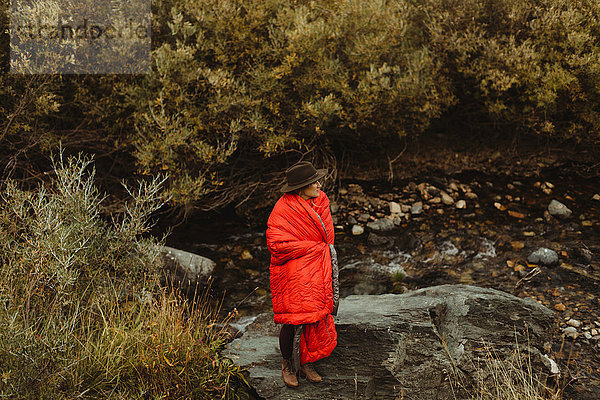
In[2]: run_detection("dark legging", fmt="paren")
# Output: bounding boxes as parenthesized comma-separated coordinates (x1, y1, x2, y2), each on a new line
(279, 324, 295, 359)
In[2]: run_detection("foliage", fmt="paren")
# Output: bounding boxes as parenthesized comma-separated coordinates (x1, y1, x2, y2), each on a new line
(126, 0, 453, 206)
(1, 0, 600, 209)
(426, 0, 600, 138)
(0, 152, 245, 398)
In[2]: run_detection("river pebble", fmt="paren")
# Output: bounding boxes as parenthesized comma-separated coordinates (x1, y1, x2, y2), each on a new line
(528, 248, 559, 265)
(593, 194, 600, 201)
(456, 200, 466, 209)
(563, 327, 578, 339)
(367, 218, 395, 232)
(441, 192, 454, 205)
(411, 202, 423, 214)
(567, 319, 581, 328)
(352, 225, 364, 235)
(548, 199, 572, 219)
(389, 202, 401, 214)
(358, 213, 370, 223)
(330, 203, 339, 214)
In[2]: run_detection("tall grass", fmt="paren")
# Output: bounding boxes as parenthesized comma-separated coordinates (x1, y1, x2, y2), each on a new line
(444, 335, 562, 400)
(471, 345, 561, 400)
(0, 151, 245, 399)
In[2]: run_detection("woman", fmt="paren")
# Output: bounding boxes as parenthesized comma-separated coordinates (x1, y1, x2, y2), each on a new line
(266, 160, 339, 388)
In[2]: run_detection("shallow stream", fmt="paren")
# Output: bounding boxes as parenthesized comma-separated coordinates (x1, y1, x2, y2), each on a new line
(165, 167, 600, 398)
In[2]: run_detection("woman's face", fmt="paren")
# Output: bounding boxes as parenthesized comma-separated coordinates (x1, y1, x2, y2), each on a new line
(299, 180, 322, 199)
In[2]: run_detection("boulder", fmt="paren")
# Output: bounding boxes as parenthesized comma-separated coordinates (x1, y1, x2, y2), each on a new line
(161, 245, 215, 285)
(226, 285, 555, 400)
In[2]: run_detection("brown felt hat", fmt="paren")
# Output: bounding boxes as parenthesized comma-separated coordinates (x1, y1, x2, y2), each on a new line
(280, 161, 327, 193)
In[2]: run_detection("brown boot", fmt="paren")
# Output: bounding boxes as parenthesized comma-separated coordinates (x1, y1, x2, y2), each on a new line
(282, 358, 299, 387)
(300, 363, 322, 382)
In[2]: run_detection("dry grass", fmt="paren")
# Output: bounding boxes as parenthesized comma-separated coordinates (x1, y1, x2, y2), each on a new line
(443, 335, 563, 400)
(0, 152, 247, 399)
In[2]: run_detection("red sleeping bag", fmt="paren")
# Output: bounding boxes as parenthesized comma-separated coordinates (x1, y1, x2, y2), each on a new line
(267, 191, 337, 364)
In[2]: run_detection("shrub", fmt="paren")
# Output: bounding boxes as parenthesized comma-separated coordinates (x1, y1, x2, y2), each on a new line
(426, 0, 600, 138)
(3, 0, 600, 210)
(126, 0, 454, 207)
(0, 151, 245, 398)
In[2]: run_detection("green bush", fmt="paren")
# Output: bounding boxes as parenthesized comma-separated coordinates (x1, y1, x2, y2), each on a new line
(0, 152, 245, 398)
(127, 0, 454, 206)
(2, 0, 600, 209)
(426, 0, 600, 137)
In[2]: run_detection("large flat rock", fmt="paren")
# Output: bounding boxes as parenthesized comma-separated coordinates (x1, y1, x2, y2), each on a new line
(226, 284, 555, 400)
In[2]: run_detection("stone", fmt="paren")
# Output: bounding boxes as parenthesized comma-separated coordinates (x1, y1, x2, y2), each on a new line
(548, 200, 572, 219)
(161, 245, 215, 285)
(401, 204, 411, 213)
(367, 218, 395, 232)
(411, 202, 423, 215)
(241, 250, 253, 260)
(455, 200, 466, 209)
(389, 202, 401, 214)
(351, 225, 364, 236)
(465, 191, 478, 200)
(348, 215, 357, 225)
(330, 203, 339, 214)
(527, 248, 559, 265)
(358, 213, 370, 223)
(226, 285, 555, 400)
(368, 233, 394, 247)
(540, 353, 559, 375)
(563, 327, 578, 339)
(593, 194, 600, 201)
(441, 191, 454, 205)
(567, 319, 581, 328)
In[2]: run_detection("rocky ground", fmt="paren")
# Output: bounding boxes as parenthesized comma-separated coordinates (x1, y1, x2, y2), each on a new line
(166, 165, 600, 399)
(226, 285, 557, 400)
